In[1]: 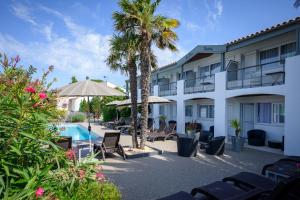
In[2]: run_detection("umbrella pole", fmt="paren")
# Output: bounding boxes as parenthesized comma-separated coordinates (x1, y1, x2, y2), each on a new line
(87, 96, 92, 153)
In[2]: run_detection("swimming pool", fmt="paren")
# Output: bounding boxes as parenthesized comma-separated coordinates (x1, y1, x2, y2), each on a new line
(59, 124, 100, 141)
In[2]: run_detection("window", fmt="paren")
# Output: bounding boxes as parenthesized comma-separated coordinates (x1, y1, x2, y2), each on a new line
(159, 105, 165, 115)
(210, 63, 221, 75)
(185, 105, 193, 117)
(257, 103, 272, 123)
(197, 105, 214, 118)
(280, 42, 296, 59)
(199, 66, 210, 77)
(260, 47, 279, 64)
(273, 103, 284, 123)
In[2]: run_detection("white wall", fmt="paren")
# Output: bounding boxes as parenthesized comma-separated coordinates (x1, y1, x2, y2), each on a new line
(284, 55, 300, 156)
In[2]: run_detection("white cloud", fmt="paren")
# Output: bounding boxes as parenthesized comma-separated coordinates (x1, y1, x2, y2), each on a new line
(11, 2, 37, 26)
(186, 22, 202, 32)
(205, 0, 223, 28)
(3, 3, 187, 87)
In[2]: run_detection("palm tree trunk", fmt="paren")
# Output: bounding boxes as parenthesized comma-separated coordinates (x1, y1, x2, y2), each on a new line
(128, 59, 138, 148)
(139, 32, 152, 149)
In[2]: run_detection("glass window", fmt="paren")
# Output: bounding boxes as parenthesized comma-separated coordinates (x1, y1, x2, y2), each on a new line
(257, 103, 272, 123)
(260, 47, 279, 64)
(185, 105, 193, 117)
(280, 42, 296, 59)
(208, 105, 214, 118)
(197, 105, 214, 118)
(210, 63, 221, 75)
(199, 66, 210, 77)
(159, 105, 165, 115)
(273, 103, 284, 123)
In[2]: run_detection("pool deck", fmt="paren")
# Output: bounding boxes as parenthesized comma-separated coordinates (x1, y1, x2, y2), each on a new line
(73, 122, 285, 200)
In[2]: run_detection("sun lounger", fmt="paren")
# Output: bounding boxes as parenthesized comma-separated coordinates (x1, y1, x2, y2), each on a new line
(94, 131, 126, 160)
(147, 123, 175, 142)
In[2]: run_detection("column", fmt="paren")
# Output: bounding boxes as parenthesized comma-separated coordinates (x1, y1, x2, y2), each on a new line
(176, 80, 185, 134)
(284, 55, 300, 156)
(153, 85, 160, 129)
(214, 72, 227, 137)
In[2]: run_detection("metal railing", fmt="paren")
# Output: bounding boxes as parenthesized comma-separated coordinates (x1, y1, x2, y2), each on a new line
(226, 60, 285, 90)
(158, 82, 177, 96)
(184, 74, 215, 94)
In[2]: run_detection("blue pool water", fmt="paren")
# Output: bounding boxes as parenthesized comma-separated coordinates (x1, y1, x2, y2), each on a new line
(59, 125, 99, 141)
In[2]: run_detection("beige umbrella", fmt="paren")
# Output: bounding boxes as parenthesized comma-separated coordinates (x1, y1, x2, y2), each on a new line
(59, 80, 125, 151)
(117, 96, 172, 106)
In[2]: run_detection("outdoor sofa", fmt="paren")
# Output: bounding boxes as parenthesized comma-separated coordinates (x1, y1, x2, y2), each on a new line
(247, 129, 266, 146)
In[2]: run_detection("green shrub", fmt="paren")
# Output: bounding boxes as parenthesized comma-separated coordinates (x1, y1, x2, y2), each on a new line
(74, 182, 121, 200)
(120, 107, 131, 118)
(102, 106, 117, 122)
(71, 113, 86, 122)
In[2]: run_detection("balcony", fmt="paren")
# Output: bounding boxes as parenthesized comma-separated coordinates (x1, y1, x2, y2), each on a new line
(184, 75, 215, 94)
(227, 60, 285, 90)
(158, 82, 177, 96)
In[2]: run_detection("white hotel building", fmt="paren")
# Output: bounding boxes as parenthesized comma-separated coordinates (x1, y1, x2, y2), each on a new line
(127, 17, 300, 156)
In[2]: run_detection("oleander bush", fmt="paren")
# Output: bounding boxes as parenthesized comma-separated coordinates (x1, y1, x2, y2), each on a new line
(0, 53, 121, 199)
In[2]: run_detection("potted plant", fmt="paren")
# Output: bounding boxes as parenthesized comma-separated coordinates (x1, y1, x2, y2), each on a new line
(230, 119, 245, 152)
(159, 115, 167, 126)
(186, 121, 197, 137)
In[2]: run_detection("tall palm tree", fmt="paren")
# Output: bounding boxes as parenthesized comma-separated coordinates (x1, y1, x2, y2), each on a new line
(113, 0, 179, 148)
(106, 33, 139, 148)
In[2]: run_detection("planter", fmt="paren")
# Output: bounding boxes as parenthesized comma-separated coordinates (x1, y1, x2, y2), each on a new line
(231, 136, 245, 152)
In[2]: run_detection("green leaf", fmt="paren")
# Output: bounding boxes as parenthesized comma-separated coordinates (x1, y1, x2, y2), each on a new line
(9, 145, 22, 156)
(2, 165, 10, 176)
(19, 132, 36, 140)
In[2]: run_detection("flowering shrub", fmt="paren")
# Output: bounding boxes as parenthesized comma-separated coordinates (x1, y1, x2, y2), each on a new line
(0, 54, 120, 199)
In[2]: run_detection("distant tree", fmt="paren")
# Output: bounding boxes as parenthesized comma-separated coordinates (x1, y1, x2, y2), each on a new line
(91, 79, 103, 83)
(79, 99, 89, 112)
(294, 0, 300, 8)
(71, 76, 78, 83)
(90, 96, 101, 121)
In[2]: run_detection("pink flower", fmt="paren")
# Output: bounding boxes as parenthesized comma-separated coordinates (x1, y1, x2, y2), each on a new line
(95, 165, 103, 172)
(96, 172, 105, 181)
(14, 55, 20, 63)
(25, 86, 36, 93)
(39, 92, 47, 99)
(65, 149, 76, 160)
(35, 187, 44, 198)
(79, 169, 85, 180)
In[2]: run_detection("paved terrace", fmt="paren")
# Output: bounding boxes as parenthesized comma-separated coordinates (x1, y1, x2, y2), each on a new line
(77, 122, 284, 200)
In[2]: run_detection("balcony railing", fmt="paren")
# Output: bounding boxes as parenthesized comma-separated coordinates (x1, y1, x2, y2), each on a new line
(184, 74, 215, 94)
(150, 85, 154, 95)
(158, 82, 177, 96)
(227, 60, 285, 90)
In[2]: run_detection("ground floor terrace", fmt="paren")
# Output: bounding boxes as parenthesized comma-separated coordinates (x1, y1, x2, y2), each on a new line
(77, 123, 284, 200)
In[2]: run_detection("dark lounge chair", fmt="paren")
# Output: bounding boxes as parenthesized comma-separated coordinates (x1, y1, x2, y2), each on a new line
(54, 136, 72, 150)
(205, 136, 225, 155)
(247, 129, 266, 146)
(168, 120, 177, 131)
(94, 131, 125, 161)
(185, 122, 202, 133)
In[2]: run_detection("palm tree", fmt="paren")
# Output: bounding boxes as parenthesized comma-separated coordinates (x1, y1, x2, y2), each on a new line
(113, 0, 179, 148)
(295, 0, 300, 8)
(106, 33, 139, 148)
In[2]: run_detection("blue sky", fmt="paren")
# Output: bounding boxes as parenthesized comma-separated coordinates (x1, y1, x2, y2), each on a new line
(0, 0, 299, 89)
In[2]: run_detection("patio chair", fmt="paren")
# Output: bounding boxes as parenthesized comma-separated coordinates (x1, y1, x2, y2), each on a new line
(205, 136, 225, 155)
(54, 136, 72, 151)
(247, 129, 266, 146)
(147, 123, 176, 142)
(93, 131, 126, 161)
